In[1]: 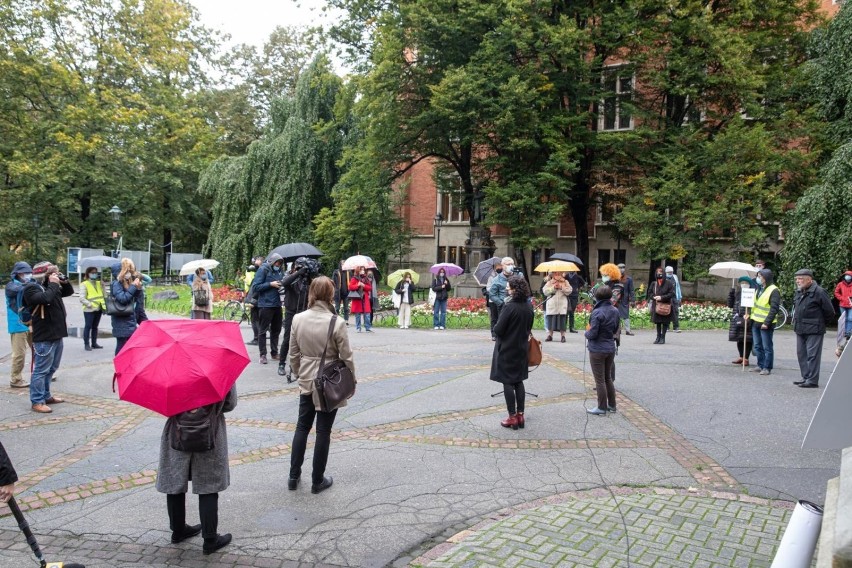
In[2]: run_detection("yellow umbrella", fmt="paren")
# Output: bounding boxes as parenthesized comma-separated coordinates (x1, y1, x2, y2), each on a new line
(387, 269, 420, 289)
(534, 260, 580, 273)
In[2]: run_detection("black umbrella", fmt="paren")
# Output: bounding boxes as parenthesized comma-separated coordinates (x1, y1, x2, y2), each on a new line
(268, 242, 323, 262)
(8, 496, 85, 567)
(549, 252, 584, 267)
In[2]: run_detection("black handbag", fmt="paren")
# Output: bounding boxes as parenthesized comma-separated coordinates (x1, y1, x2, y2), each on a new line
(105, 294, 134, 316)
(314, 315, 356, 412)
(346, 289, 362, 300)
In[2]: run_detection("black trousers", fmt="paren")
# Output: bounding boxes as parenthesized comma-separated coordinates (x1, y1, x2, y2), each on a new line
(567, 297, 578, 331)
(671, 302, 680, 330)
(279, 310, 296, 366)
(489, 303, 502, 337)
(257, 307, 282, 357)
(290, 394, 338, 485)
(334, 295, 350, 321)
(166, 492, 219, 539)
(589, 351, 617, 410)
(656, 322, 670, 337)
(83, 311, 102, 345)
(250, 305, 260, 341)
(503, 382, 525, 415)
(115, 336, 130, 356)
(796, 333, 824, 386)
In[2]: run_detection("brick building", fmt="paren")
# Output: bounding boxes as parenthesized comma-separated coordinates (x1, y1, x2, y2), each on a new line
(394, 0, 841, 295)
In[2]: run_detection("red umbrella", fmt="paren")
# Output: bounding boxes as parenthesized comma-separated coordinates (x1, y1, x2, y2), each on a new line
(113, 320, 250, 417)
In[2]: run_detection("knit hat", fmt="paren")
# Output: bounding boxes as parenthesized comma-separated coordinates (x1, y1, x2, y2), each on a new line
(32, 261, 56, 281)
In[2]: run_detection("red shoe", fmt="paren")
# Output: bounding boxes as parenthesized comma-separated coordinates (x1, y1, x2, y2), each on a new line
(516, 413, 525, 429)
(500, 414, 519, 430)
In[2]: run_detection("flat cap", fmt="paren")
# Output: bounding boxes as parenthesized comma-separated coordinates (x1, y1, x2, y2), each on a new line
(617, 263, 625, 269)
(794, 269, 814, 277)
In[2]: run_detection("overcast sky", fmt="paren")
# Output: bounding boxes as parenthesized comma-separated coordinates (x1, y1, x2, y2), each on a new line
(190, 0, 330, 49)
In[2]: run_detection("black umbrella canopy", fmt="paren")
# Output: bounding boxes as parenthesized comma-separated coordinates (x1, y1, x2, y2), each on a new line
(549, 252, 584, 267)
(268, 242, 323, 262)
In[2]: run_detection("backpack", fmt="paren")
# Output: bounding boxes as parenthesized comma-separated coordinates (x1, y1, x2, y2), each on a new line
(16, 284, 43, 326)
(170, 402, 222, 453)
(193, 287, 209, 307)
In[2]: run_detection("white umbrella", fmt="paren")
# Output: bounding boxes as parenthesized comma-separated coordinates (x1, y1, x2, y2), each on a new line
(708, 261, 758, 280)
(341, 255, 376, 271)
(179, 259, 220, 276)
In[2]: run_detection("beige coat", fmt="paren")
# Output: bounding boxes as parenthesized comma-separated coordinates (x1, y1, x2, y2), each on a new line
(191, 279, 213, 313)
(288, 301, 356, 411)
(543, 279, 572, 316)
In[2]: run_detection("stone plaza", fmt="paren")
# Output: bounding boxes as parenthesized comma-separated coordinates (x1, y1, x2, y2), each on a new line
(0, 305, 841, 567)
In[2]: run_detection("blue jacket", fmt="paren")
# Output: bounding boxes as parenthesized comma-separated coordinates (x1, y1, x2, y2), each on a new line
(109, 263, 141, 338)
(5, 262, 33, 334)
(251, 263, 284, 308)
(585, 300, 621, 354)
(488, 273, 510, 307)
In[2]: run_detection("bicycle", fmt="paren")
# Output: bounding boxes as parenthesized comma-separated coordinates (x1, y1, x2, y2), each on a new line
(774, 305, 789, 330)
(222, 286, 251, 325)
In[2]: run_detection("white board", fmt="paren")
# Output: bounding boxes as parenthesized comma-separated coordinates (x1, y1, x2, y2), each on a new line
(740, 288, 756, 308)
(802, 345, 852, 449)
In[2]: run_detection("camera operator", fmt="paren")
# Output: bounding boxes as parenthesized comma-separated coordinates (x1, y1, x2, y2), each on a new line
(244, 256, 264, 345)
(278, 257, 318, 380)
(251, 253, 285, 365)
(22, 262, 74, 414)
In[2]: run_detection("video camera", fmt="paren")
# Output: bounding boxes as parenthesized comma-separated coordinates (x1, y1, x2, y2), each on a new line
(294, 257, 321, 278)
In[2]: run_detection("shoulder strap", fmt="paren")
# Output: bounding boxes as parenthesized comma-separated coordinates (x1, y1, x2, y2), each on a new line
(316, 315, 338, 380)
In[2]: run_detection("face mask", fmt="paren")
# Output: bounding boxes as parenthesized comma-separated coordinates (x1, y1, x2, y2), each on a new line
(666, 274, 673, 279)
(503, 267, 513, 275)
(124, 274, 132, 280)
(273, 265, 281, 272)
(201, 275, 208, 281)
(89, 273, 98, 280)
(756, 276, 763, 285)
(601, 275, 610, 283)
(740, 282, 749, 289)
(845, 276, 851, 283)
(439, 272, 445, 278)
(21, 274, 32, 283)
(656, 273, 664, 280)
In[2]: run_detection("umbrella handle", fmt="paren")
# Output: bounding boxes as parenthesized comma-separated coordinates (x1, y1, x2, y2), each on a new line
(7, 497, 46, 565)
(112, 372, 117, 393)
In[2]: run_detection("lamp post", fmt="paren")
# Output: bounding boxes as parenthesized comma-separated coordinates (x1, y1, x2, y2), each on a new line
(31, 214, 40, 260)
(434, 212, 444, 264)
(109, 205, 122, 257)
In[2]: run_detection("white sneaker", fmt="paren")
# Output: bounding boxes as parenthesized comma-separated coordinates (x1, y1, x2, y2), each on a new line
(440, 326, 445, 330)
(434, 326, 439, 330)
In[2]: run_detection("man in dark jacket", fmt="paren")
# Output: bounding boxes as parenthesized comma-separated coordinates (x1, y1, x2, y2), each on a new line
(250, 253, 285, 365)
(22, 262, 74, 413)
(750, 268, 782, 375)
(278, 257, 314, 380)
(566, 270, 586, 333)
(0, 440, 18, 503)
(331, 262, 351, 324)
(792, 269, 836, 389)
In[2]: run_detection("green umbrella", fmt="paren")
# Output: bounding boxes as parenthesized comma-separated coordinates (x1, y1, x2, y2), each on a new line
(387, 269, 420, 289)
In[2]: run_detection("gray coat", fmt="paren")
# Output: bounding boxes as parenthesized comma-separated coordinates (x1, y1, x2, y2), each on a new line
(156, 385, 238, 495)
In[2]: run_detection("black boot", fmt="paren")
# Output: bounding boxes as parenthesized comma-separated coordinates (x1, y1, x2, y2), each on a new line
(84, 339, 92, 351)
(660, 333, 666, 345)
(653, 335, 661, 344)
(200, 493, 231, 554)
(167, 493, 201, 543)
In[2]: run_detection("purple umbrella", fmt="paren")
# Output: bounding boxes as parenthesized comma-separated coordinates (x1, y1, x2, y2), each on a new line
(430, 263, 464, 276)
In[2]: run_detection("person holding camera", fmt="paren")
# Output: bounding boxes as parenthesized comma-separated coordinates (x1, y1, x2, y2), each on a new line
(243, 256, 264, 345)
(394, 272, 417, 329)
(278, 257, 316, 379)
(110, 259, 144, 355)
(80, 266, 106, 350)
(250, 253, 285, 365)
(23, 262, 74, 413)
(348, 267, 373, 332)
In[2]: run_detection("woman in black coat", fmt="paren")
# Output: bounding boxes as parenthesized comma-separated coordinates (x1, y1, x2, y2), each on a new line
(647, 268, 675, 344)
(490, 275, 534, 430)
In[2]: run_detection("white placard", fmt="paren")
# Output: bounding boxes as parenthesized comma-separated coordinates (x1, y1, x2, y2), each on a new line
(740, 288, 756, 307)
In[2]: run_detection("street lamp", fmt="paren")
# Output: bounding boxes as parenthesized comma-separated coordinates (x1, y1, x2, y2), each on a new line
(109, 205, 122, 257)
(434, 212, 444, 264)
(31, 214, 40, 260)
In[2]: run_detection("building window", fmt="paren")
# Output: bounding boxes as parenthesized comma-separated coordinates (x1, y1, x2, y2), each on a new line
(439, 192, 470, 223)
(458, 246, 468, 271)
(598, 249, 611, 267)
(613, 249, 626, 265)
(600, 66, 634, 131)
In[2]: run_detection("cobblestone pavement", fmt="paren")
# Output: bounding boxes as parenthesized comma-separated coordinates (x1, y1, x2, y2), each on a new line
(0, 303, 841, 567)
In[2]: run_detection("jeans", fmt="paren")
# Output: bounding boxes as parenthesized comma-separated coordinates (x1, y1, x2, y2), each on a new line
(115, 336, 130, 355)
(752, 323, 775, 370)
(30, 339, 62, 405)
(83, 310, 102, 345)
(354, 312, 371, 331)
(842, 307, 852, 337)
(433, 299, 447, 328)
(290, 395, 338, 485)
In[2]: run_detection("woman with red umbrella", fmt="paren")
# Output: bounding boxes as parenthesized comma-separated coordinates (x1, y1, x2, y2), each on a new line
(348, 266, 372, 332)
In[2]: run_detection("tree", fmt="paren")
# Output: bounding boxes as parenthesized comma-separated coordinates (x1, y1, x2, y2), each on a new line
(781, 1, 852, 284)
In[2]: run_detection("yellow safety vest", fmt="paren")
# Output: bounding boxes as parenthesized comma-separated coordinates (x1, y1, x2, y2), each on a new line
(244, 270, 256, 292)
(82, 280, 106, 310)
(751, 284, 778, 323)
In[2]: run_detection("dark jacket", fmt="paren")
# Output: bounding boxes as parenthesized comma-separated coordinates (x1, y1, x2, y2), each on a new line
(22, 279, 74, 343)
(647, 278, 675, 324)
(394, 280, 417, 304)
(727, 285, 754, 342)
(490, 298, 534, 384)
(0, 441, 18, 486)
(585, 300, 621, 353)
(157, 385, 237, 495)
(332, 269, 351, 301)
(793, 283, 835, 336)
(281, 268, 310, 313)
(109, 264, 141, 339)
(566, 273, 585, 301)
(431, 276, 452, 302)
(251, 263, 284, 309)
